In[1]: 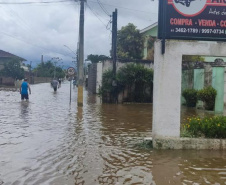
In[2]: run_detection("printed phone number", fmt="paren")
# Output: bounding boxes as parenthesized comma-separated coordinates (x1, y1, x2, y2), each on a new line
(173, 28, 225, 34)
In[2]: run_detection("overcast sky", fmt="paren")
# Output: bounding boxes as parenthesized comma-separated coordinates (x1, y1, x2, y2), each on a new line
(0, 0, 158, 68)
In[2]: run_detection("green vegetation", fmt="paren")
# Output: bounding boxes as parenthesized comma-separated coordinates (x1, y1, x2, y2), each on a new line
(147, 36, 155, 49)
(33, 61, 65, 79)
(86, 54, 110, 63)
(117, 64, 153, 102)
(99, 70, 116, 94)
(117, 23, 144, 59)
(182, 55, 205, 62)
(181, 116, 226, 139)
(182, 89, 198, 107)
(100, 64, 153, 103)
(182, 86, 217, 110)
(197, 86, 217, 110)
(0, 58, 24, 79)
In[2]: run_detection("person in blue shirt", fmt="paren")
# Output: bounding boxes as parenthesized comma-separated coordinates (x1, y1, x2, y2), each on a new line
(20, 78, 31, 101)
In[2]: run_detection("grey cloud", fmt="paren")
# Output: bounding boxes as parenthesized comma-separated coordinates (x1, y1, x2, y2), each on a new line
(0, 0, 158, 67)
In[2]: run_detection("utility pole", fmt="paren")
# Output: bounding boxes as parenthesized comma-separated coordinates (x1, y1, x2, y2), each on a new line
(78, 0, 85, 107)
(112, 9, 117, 77)
(112, 9, 118, 103)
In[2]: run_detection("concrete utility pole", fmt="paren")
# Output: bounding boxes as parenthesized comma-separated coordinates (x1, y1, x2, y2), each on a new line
(77, 0, 85, 107)
(112, 9, 118, 103)
(112, 9, 117, 77)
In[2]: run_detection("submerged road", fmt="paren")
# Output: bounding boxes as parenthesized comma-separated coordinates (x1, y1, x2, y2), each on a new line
(0, 82, 226, 185)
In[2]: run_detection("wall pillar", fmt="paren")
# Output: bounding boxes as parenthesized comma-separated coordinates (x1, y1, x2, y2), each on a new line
(211, 59, 226, 113)
(194, 63, 204, 108)
(153, 41, 182, 138)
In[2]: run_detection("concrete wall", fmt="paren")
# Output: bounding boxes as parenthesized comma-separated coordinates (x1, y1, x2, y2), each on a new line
(88, 60, 154, 95)
(33, 77, 52, 84)
(87, 64, 97, 94)
(0, 77, 14, 86)
(153, 40, 226, 139)
(96, 62, 103, 93)
(102, 60, 154, 72)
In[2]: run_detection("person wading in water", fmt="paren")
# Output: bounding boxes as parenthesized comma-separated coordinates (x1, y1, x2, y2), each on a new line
(20, 78, 31, 101)
(51, 79, 59, 92)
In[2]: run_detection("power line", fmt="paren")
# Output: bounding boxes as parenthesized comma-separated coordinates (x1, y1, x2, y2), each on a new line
(88, 0, 157, 15)
(97, 0, 110, 16)
(0, 5, 35, 34)
(86, 3, 109, 29)
(0, 31, 71, 58)
(0, 0, 75, 5)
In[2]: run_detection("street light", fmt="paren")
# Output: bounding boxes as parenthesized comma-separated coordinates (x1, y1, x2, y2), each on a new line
(51, 57, 62, 79)
(63, 45, 78, 70)
(63, 45, 77, 56)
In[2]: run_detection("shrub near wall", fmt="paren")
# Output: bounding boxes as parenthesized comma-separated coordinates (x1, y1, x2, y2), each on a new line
(181, 116, 226, 139)
(182, 89, 198, 107)
(100, 64, 153, 103)
(182, 86, 217, 110)
(117, 64, 153, 102)
(197, 86, 217, 110)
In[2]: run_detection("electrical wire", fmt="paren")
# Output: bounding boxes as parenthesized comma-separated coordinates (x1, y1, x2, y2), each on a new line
(97, 0, 110, 16)
(88, 0, 157, 15)
(86, 2, 109, 29)
(0, 31, 72, 58)
(0, 0, 75, 5)
(0, 5, 34, 34)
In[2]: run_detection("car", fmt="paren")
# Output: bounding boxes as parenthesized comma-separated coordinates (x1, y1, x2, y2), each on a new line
(175, 0, 195, 7)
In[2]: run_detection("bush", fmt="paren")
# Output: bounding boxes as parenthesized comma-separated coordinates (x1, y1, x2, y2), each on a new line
(182, 89, 198, 107)
(197, 86, 217, 110)
(181, 116, 226, 139)
(117, 64, 153, 102)
(100, 64, 154, 103)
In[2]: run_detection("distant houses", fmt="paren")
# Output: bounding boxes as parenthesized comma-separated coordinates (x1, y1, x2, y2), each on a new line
(0, 49, 26, 86)
(0, 49, 26, 70)
(140, 22, 158, 61)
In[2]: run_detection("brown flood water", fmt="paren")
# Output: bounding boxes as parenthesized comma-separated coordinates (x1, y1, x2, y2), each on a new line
(0, 83, 226, 185)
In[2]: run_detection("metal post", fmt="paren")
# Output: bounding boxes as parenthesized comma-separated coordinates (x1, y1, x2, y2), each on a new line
(70, 77, 72, 103)
(77, 0, 85, 107)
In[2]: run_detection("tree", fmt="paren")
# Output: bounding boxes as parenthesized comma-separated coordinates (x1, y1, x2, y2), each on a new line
(182, 55, 205, 62)
(86, 54, 110, 63)
(117, 23, 144, 60)
(33, 60, 65, 78)
(0, 58, 24, 79)
(117, 64, 153, 102)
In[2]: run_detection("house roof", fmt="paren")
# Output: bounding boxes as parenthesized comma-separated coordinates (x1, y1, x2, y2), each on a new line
(0, 50, 26, 61)
(140, 22, 158, 33)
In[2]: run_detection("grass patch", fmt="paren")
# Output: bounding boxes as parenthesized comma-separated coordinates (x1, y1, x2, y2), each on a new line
(181, 116, 226, 139)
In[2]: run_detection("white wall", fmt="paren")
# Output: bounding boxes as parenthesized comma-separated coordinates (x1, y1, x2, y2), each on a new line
(96, 62, 103, 93)
(102, 60, 154, 73)
(153, 40, 226, 138)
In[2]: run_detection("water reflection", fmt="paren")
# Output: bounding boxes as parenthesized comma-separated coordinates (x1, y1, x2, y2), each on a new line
(0, 83, 226, 185)
(20, 101, 30, 121)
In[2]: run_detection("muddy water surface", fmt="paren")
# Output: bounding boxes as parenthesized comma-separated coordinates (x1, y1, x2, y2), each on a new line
(0, 83, 226, 185)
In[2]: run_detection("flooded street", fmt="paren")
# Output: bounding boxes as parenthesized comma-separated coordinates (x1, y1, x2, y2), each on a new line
(0, 82, 226, 185)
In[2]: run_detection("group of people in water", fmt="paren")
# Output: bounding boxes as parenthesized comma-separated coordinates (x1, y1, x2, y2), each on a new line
(20, 78, 63, 101)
